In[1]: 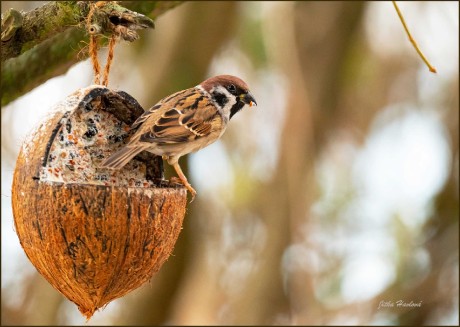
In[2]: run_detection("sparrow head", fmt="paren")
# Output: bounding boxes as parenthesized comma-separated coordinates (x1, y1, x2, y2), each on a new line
(200, 75, 257, 119)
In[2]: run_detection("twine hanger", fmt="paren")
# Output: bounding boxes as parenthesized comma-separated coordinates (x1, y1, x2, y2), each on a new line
(84, 1, 154, 86)
(87, 1, 117, 87)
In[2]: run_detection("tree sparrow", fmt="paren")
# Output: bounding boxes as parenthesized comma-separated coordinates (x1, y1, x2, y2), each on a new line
(100, 75, 257, 200)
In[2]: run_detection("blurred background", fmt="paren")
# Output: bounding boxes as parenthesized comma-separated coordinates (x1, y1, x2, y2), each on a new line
(1, 1, 458, 325)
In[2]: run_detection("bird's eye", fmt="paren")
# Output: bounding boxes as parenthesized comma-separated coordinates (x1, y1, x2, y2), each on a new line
(227, 84, 237, 94)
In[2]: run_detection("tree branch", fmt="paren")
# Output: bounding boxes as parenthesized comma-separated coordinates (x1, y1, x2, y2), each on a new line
(392, 1, 437, 73)
(2, 27, 85, 106)
(1, 2, 87, 61)
(1, 1, 184, 106)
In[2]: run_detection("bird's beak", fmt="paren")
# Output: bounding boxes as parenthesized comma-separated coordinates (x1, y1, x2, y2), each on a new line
(240, 92, 257, 107)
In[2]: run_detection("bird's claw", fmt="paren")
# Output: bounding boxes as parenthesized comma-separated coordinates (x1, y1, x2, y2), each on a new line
(182, 181, 197, 203)
(170, 177, 196, 202)
(187, 187, 197, 203)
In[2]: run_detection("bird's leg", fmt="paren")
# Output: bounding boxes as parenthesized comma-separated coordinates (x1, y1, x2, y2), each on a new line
(172, 162, 197, 201)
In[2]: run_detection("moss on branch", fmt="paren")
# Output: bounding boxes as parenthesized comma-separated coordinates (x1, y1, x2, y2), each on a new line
(2, 27, 85, 106)
(2, 2, 86, 61)
(1, 1, 184, 106)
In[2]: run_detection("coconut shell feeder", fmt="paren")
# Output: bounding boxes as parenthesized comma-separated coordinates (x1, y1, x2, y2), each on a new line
(12, 86, 187, 319)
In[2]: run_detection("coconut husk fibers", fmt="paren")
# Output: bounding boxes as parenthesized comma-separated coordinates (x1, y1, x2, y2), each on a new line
(11, 86, 187, 319)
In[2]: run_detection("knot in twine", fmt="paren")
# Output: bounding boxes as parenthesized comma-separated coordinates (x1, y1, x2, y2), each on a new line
(87, 1, 117, 87)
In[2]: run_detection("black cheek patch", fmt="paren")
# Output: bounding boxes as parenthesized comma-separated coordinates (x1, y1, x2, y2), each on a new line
(212, 92, 228, 108)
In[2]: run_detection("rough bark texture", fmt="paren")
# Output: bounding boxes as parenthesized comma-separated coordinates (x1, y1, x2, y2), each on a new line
(1, 2, 86, 60)
(11, 86, 187, 319)
(1, 1, 183, 106)
(2, 27, 86, 106)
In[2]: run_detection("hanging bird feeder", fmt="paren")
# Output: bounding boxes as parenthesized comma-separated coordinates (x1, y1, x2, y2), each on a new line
(12, 86, 187, 319)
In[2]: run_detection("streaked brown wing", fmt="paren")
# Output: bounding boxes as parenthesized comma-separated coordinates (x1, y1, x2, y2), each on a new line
(131, 88, 222, 145)
(130, 88, 190, 130)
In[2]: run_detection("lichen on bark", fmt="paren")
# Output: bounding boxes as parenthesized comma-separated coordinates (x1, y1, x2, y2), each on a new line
(1, 1, 183, 106)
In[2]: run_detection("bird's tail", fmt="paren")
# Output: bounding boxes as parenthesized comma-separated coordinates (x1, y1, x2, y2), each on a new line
(99, 146, 146, 170)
